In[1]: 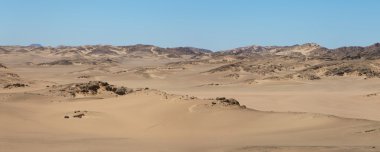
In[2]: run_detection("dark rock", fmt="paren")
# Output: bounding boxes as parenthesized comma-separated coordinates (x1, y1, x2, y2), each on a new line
(295, 73, 321, 80)
(77, 75, 91, 79)
(0, 63, 7, 69)
(216, 97, 240, 106)
(3, 83, 29, 89)
(73, 113, 85, 118)
(115, 87, 127, 95)
(38, 59, 73, 66)
(105, 85, 116, 92)
(216, 97, 226, 100)
(224, 98, 240, 105)
(59, 81, 132, 97)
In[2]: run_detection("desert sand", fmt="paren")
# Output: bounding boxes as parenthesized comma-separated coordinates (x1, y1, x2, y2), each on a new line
(1, 44, 380, 152)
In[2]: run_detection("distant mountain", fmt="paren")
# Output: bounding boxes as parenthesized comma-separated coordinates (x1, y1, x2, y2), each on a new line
(0, 44, 212, 59)
(87, 46, 119, 56)
(29, 44, 43, 47)
(219, 43, 323, 56)
(220, 43, 380, 60)
(312, 43, 380, 60)
(156, 47, 212, 58)
(119, 45, 212, 58)
(1, 43, 380, 60)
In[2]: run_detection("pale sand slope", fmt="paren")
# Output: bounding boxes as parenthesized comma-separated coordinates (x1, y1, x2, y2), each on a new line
(1, 57, 380, 151)
(166, 78, 380, 121)
(3, 61, 380, 121)
(0, 90, 380, 152)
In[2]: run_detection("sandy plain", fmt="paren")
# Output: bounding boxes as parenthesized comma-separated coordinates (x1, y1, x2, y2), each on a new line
(1, 52, 380, 152)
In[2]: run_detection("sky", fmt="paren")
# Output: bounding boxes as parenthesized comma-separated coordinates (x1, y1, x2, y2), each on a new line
(0, 0, 380, 51)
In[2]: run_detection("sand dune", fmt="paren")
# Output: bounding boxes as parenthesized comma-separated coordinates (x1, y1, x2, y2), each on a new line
(1, 44, 380, 151)
(1, 89, 379, 152)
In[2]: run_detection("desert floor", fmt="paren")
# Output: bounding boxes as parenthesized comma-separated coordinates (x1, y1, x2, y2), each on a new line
(1, 59, 380, 152)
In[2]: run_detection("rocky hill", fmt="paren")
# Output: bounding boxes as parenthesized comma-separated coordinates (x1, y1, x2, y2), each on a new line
(220, 43, 380, 60)
(218, 43, 323, 56)
(310, 43, 380, 60)
(1, 43, 380, 61)
(0, 45, 212, 59)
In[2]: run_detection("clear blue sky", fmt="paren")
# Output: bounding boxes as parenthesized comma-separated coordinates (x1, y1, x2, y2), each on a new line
(1, 0, 380, 51)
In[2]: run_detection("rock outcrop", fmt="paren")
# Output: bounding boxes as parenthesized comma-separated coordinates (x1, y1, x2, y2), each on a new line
(49, 81, 133, 97)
